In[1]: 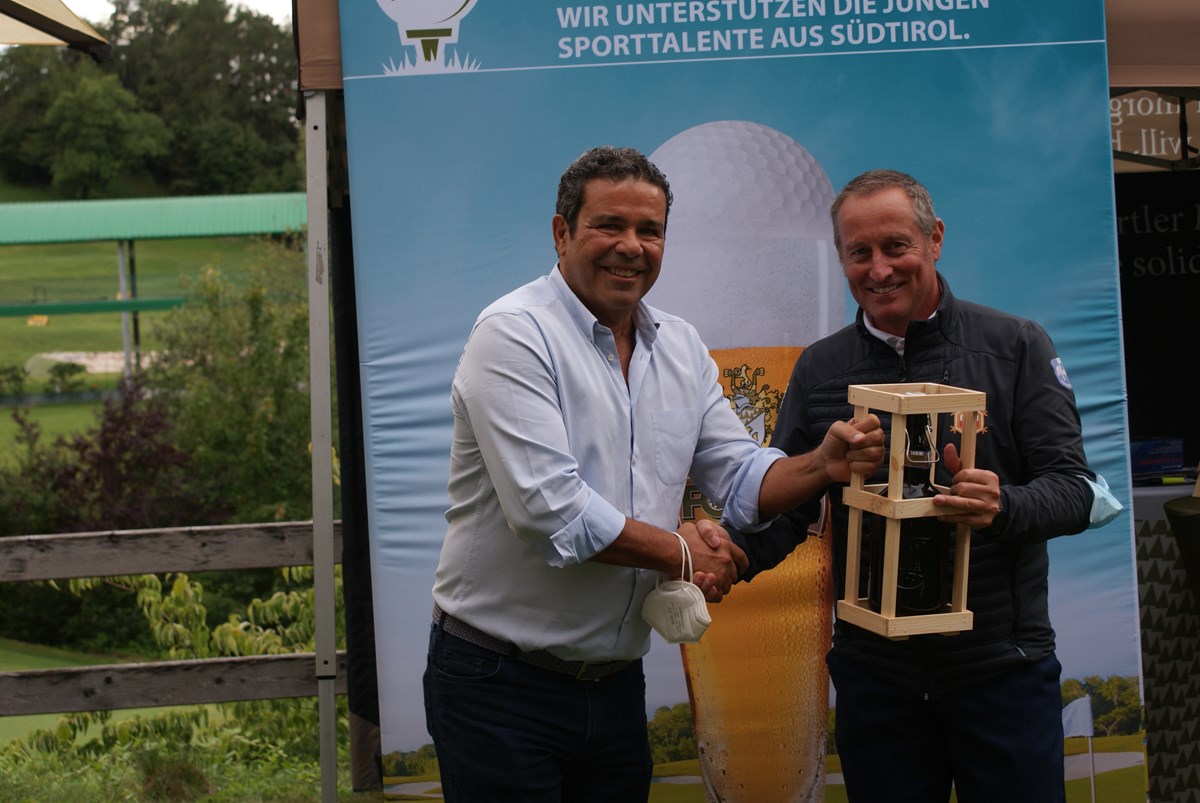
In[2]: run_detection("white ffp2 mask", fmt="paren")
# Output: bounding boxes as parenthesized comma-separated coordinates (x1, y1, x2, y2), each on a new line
(641, 532, 711, 644)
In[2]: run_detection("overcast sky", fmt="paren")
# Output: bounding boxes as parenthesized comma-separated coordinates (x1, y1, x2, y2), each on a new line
(66, 0, 293, 26)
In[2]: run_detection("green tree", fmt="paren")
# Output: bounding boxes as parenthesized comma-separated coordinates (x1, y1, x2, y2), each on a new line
(52, 381, 207, 531)
(0, 411, 75, 537)
(43, 72, 171, 199)
(45, 361, 87, 395)
(103, 0, 301, 194)
(1061, 675, 1143, 737)
(0, 364, 28, 397)
(146, 241, 317, 523)
(383, 744, 439, 777)
(0, 47, 85, 186)
(1060, 676, 1086, 704)
(1096, 704, 1142, 737)
(647, 703, 699, 764)
(0, 0, 299, 196)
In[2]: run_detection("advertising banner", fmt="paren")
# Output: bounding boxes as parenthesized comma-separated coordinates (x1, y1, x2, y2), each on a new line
(337, 0, 1138, 796)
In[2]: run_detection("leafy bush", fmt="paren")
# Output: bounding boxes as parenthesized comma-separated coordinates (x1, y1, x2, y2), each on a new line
(3, 563, 351, 799)
(52, 380, 210, 531)
(382, 743, 438, 778)
(647, 702, 699, 764)
(146, 245, 318, 524)
(46, 362, 87, 395)
(0, 236, 352, 797)
(0, 410, 76, 537)
(0, 382, 251, 654)
(136, 746, 213, 802)
(0, 239, 323, 656)
(0, 731, 359, 802)
(0, 364, 27, 397)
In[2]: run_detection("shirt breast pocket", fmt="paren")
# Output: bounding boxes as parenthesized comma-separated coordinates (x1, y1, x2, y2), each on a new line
(652, 409, 700, 487)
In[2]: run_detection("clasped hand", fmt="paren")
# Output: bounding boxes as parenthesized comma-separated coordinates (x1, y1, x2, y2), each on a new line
(675, 519, 747, 603)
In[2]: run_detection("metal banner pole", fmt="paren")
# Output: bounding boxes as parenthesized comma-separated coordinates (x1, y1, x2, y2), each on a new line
(305, 87, 338, 803)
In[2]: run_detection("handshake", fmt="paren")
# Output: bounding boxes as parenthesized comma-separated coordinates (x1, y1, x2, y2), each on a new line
(678, 414, 887, 602)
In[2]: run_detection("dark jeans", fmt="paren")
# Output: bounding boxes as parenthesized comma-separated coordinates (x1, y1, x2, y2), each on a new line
(829, 649, 1066, 803)
(423, 622, 653, 802)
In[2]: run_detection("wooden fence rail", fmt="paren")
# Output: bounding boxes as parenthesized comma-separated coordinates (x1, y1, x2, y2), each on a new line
(0, 521, 346, 717)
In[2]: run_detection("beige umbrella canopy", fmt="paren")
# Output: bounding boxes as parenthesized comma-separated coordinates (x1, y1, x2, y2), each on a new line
(0, 0, 110, 61)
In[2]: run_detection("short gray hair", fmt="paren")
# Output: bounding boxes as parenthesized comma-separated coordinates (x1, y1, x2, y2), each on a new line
(830, 169, 938, 249)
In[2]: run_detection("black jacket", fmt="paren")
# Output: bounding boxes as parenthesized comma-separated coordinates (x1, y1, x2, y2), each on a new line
(737, 275, 1095, 695)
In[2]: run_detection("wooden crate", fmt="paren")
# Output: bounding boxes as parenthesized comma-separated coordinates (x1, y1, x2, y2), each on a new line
(838, 383, 986, 639)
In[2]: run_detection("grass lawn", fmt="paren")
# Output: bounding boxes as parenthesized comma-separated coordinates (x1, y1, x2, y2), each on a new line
(0, 308, 172, 373)
(0, 237, 278, 369)
(383, 741, 1146, 802)
(461, 763, 1146, 803)
(0, 635, 130, 670)
(640, 762, 1149, 803)
(1066, 765, 1147, 802)
(0, 637, 223, 749)
(0, 183, 70, 204)
(0, 637, 139, 745)
(0, 401, 102, 468)
(0, 227, 275, 459)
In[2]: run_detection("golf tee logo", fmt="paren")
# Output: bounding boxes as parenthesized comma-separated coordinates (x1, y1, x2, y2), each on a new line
(376, 0, 480, 72)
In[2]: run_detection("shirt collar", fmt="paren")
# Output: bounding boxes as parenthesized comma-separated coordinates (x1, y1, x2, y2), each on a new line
(862, 315, 906, 356)
(549, 264, 660, 346)
(862, 309, 938, 357)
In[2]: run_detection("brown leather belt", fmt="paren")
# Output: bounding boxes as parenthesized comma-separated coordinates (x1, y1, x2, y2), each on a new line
(432, 603, 632, 682)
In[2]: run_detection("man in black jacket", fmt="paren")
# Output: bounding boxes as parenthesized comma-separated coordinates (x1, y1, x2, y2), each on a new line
(739, 169, 1117, 802)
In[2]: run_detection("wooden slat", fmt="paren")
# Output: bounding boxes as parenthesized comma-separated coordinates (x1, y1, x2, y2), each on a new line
(847, 383, 986, 413)
(0, 652, 348, 716)
(0, 521, 342, 582)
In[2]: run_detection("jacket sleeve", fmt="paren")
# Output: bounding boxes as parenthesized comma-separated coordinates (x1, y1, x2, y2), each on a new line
(732, 506, 814, 582)
(977, 319, 1095, 547)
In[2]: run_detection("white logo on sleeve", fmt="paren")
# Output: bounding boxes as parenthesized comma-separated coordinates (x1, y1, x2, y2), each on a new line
(1051, 357, 1073, 390)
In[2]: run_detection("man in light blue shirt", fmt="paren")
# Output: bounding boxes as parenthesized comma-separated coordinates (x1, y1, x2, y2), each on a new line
(424, 145, 882, 802)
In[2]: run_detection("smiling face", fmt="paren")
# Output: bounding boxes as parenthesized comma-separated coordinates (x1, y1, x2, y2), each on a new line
(552, 177, 667, 332)
(835, 186, 944, 338)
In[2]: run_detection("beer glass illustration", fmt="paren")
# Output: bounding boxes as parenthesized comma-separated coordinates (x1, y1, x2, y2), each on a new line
(649, 121, 841, 802)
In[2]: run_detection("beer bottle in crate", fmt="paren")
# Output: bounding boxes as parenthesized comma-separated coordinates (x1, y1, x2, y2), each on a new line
(867, 412, 952, 615)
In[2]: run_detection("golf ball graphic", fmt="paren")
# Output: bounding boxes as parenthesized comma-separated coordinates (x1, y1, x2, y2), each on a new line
(647, 120, 840, 350)
(376, 0, 479, 64)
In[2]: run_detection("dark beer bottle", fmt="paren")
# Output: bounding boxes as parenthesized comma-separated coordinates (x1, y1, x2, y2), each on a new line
(867, 413, 951, 615)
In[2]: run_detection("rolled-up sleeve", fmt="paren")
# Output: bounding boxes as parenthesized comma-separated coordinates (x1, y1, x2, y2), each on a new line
(452, 311, 626, 567)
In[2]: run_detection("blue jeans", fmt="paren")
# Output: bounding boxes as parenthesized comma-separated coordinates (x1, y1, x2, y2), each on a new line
(423, 622, 653, 802)
(829, 649, 1066, 803)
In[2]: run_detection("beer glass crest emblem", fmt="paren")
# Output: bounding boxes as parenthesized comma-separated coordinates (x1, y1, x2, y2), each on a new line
(684, 359, 783, 521)
(723, 362, 785, 445)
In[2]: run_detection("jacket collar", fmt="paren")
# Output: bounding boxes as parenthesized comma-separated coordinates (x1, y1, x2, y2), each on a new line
(854, 272, 955, 347)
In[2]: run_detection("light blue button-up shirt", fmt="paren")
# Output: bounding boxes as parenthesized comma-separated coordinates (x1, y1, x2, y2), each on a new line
(433, 266, 784, 662)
